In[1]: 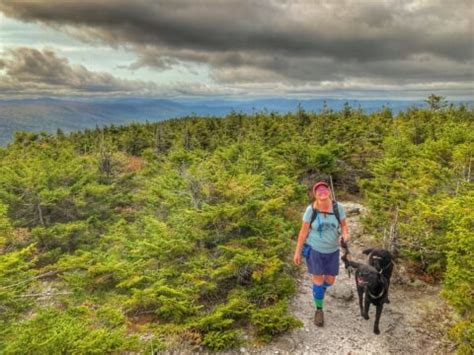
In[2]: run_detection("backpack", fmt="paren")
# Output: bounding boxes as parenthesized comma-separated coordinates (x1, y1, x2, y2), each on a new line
(309, 200, 342, 232)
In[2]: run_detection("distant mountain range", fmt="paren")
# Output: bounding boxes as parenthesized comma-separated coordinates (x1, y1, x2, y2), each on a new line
(0, 97, 470, 146)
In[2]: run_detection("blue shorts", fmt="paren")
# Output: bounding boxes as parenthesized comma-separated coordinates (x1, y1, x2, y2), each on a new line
(305, 248, 340, 276)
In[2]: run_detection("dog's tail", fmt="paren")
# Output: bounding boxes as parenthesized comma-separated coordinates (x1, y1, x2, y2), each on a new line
(343, 258, 363, 270)
(341, 248, 349, 270)
(341, 248, 359, 275)
(362, 248, 374, 256)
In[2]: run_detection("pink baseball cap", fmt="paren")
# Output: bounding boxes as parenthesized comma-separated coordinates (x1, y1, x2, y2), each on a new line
(312, 181, 330, 195)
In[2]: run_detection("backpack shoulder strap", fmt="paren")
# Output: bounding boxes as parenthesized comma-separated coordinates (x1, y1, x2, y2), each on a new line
(309, 203, 319, 228)
(332, 200, 341, 226)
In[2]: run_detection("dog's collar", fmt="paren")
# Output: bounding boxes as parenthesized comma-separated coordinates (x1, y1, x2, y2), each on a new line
(377, 260, 393, 274)
(366, 275, 388, 299)
(366, 286, 386, 299)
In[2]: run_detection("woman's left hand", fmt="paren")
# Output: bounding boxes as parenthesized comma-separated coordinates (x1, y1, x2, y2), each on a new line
(339, 235, 349, 247)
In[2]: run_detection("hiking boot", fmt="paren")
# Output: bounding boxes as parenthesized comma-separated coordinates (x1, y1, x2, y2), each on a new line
(314, 309, 324, 327)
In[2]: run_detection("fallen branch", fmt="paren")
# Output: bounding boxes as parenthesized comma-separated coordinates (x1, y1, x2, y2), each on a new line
(0, 270, 62, 290)
(14, 291, 73, 298)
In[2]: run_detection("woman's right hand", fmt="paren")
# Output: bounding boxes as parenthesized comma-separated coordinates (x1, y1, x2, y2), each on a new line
(293, 252, 301, 265)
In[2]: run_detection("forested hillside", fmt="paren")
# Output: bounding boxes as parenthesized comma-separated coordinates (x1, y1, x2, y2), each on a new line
(0, 99, 472, 353)
(0, 97, 444, 146)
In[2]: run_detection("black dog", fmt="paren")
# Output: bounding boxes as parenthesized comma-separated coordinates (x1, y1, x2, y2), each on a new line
(363, 248, 394, 304)
(341, 247, 393, 334)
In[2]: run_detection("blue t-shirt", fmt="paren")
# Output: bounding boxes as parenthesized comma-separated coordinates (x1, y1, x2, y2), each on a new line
(302, 202, 346, 253)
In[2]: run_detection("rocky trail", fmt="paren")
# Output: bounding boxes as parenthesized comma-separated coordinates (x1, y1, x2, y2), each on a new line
(240, 201, 453, 355)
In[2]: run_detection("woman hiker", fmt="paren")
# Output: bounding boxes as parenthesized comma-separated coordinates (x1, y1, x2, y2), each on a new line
(293, 181, 350, 327)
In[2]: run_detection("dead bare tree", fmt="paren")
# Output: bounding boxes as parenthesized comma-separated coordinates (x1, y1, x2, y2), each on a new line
(389, 207, 399, 258)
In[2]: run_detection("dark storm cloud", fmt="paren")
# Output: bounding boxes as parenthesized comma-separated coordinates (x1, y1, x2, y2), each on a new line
(0, 47, 158, 95)
(0, 0, 472, 91)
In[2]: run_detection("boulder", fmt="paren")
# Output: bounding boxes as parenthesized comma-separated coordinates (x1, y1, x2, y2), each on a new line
(327, 282, 354, 302)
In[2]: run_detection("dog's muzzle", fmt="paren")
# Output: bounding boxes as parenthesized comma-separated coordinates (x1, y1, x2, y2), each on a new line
(356, 277, 368, 286)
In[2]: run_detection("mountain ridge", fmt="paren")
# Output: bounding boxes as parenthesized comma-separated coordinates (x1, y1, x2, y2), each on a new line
(1, 97, 471, 146)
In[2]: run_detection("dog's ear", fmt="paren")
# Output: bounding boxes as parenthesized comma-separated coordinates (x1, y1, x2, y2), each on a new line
(362, 248, 374, 255)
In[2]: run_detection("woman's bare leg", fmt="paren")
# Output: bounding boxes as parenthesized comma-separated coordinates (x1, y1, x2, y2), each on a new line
(324, 275, 336, 285)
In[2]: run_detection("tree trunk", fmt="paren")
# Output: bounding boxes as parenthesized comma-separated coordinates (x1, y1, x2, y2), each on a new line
(37, 202, 45, 227)
(389, 207, 398, 257)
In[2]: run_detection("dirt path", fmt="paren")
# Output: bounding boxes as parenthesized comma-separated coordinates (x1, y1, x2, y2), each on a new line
(242, 201, 452, 355)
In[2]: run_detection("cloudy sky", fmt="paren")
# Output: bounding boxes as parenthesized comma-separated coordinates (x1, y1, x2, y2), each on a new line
(0, 0, 473, 99)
